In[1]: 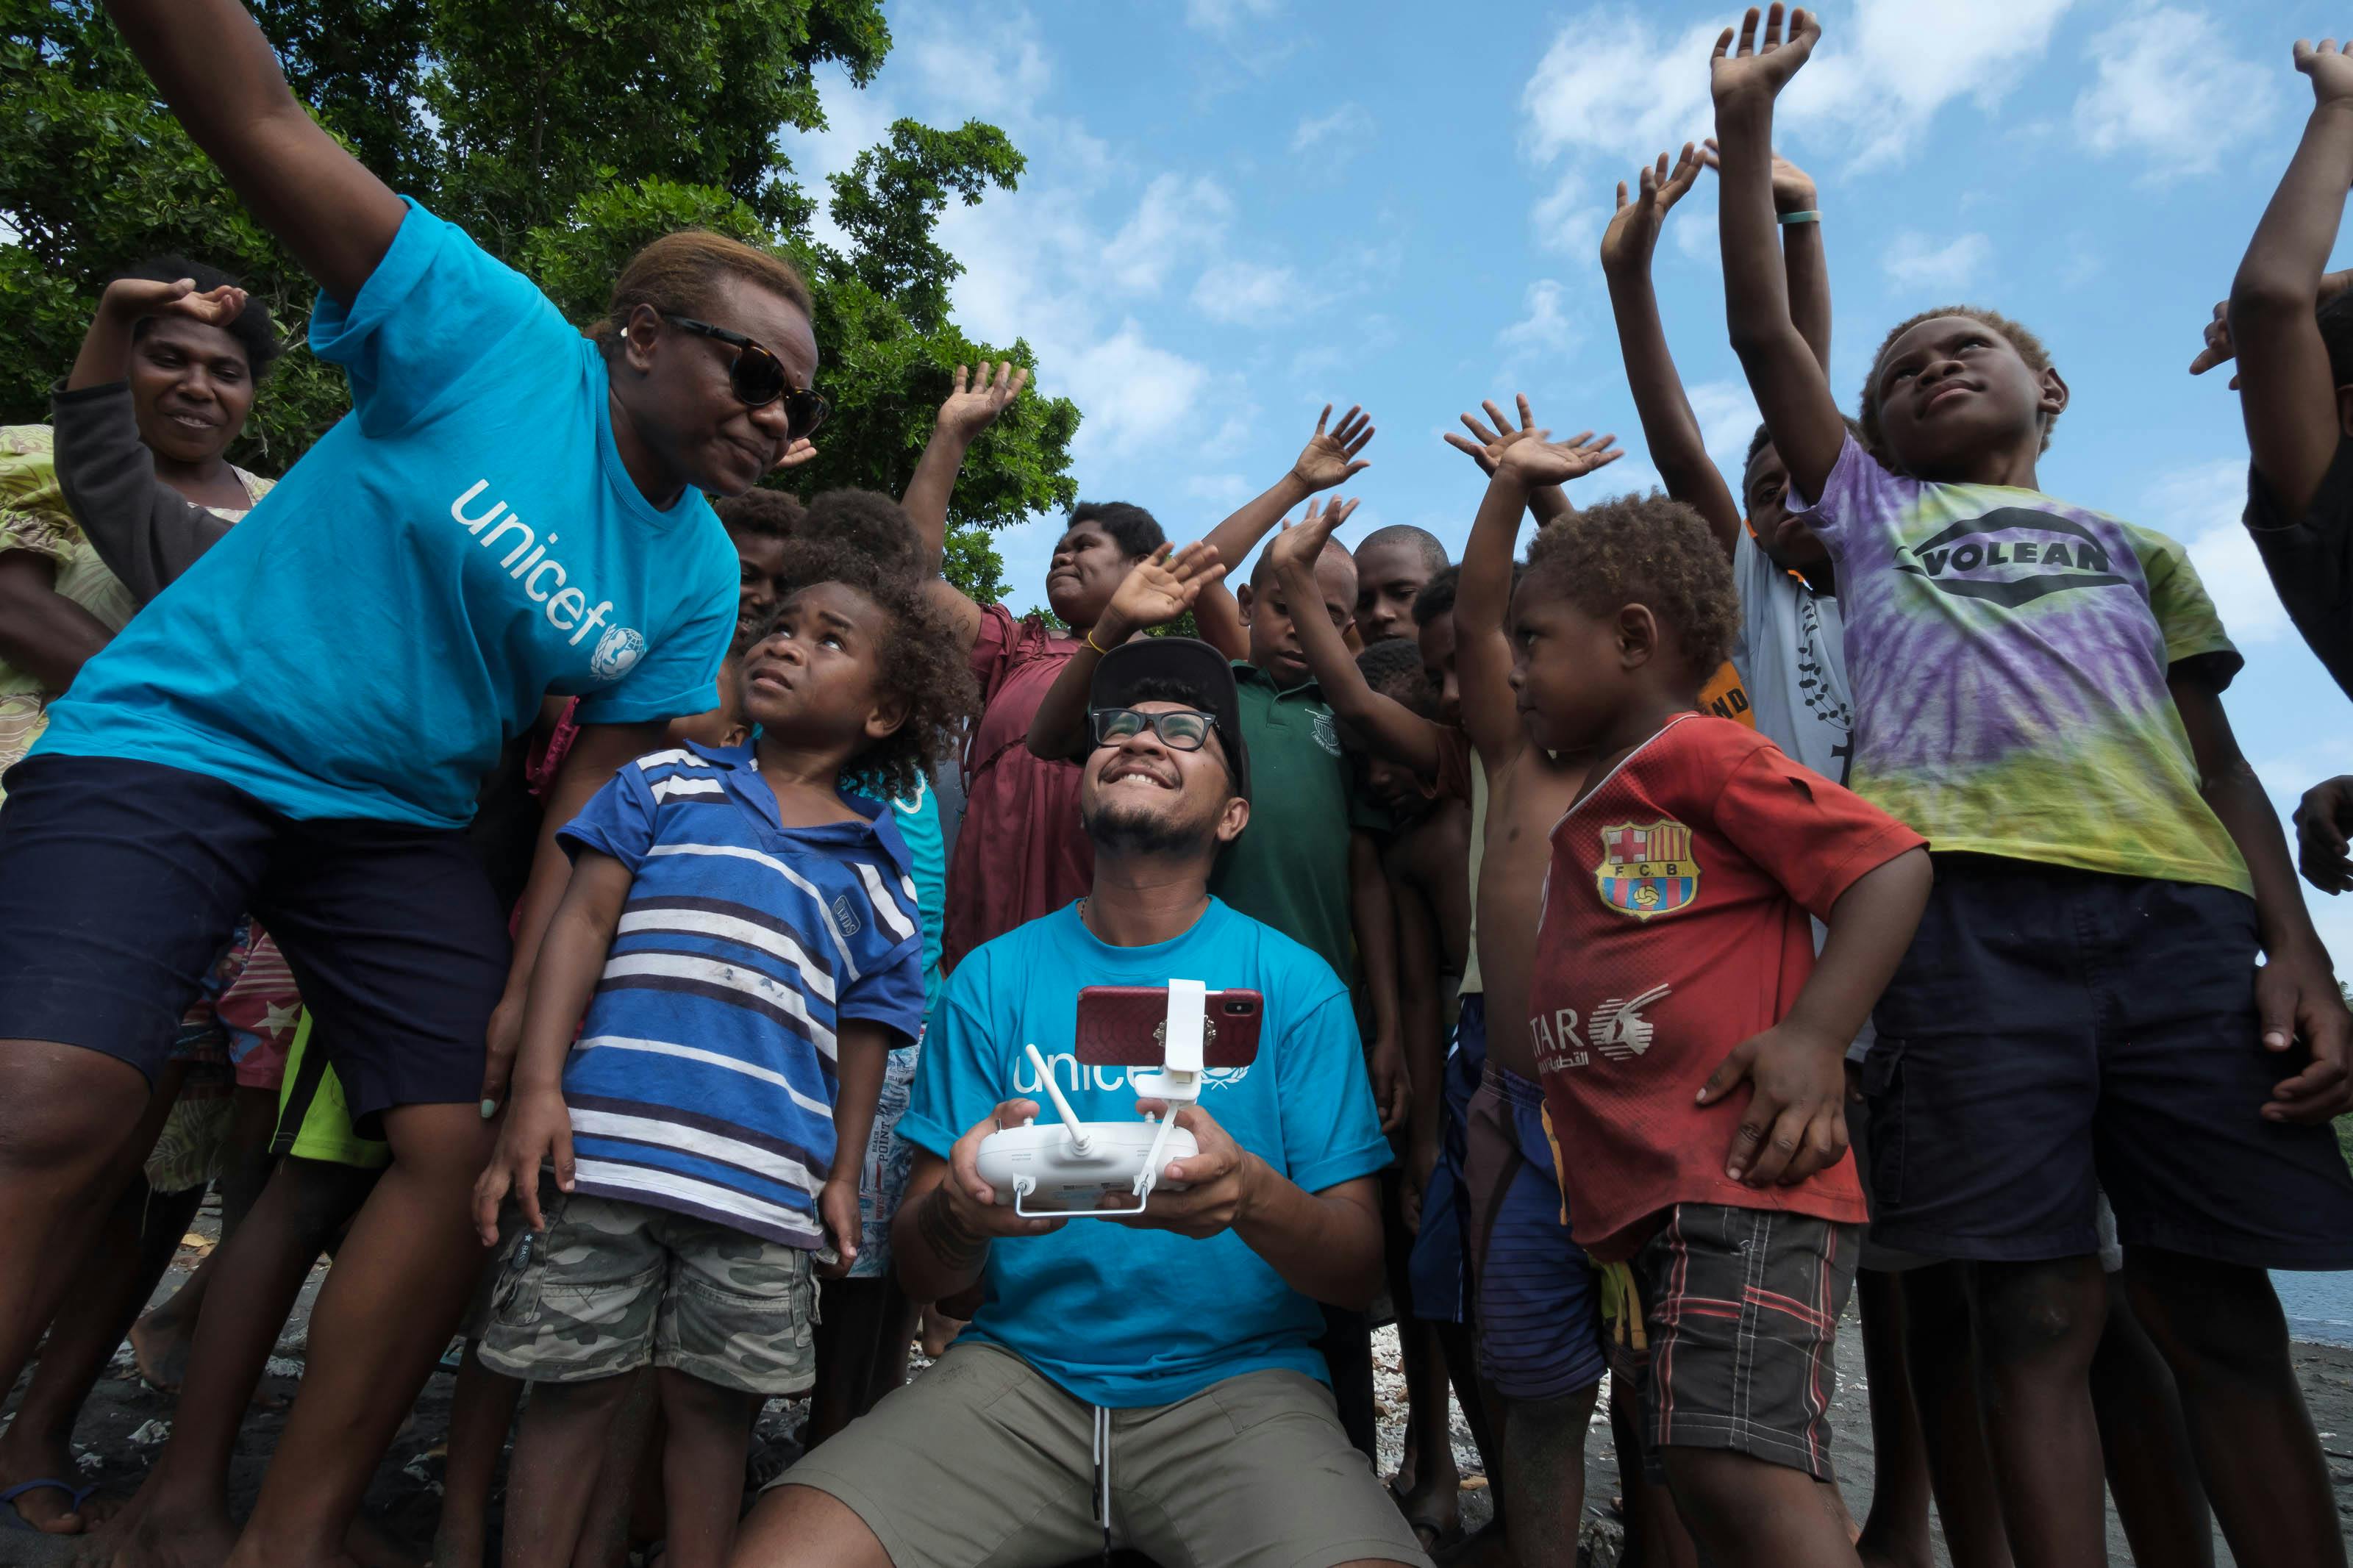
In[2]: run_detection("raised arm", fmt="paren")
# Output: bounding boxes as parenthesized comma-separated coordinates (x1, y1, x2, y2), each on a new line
(1266, 501, 1445, 775)
(1600, 146, 1745, 554)
(1447, 400, 1621, 762)
(2221, 40, 2353, 516)
(1712, 6, 1846, 503)
(902, 362, 1028, 650)
(1190, 404, 1374, 656)
(105, 0, 407, 305)
(1023, 542, 1226, 762)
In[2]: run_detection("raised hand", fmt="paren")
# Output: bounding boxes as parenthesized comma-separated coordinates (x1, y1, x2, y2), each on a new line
(774, 437, 819, 471)
(1441, 394, 1543, 476)
(1710, 4, 1820, 109)
(1263, 496, 1359, 579)
(937, 360, 1030, 444)
(1600, 143, 1705, 276)
(99, 274, 248, 328)
(2297, 36, 2353, 105)
(1493, 426, 1625, 488)
(1291, 403, 1376, 491)
(1098, 540, 1227, 642)
(1696, 137, 1818, 212)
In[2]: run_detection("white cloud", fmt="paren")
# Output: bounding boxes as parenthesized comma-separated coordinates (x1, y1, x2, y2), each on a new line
(897, 7, 1050, 118)
(1192, 260, 1299, 324)
(2150, 458, 2290, 645)
(2072, 5, 2271, 178)
(1185, 0, 1278, 33)
(1499, 279, 1579, 360)
(1292, 103, 1375, 154)
(1186, 473, 1252, 506)
(1882, 231, 1992, 293)
(1101, 173, 1233, 296)
(1687, 380, 1762, 469)
(1518, 1, 2073, 251)
(1061, 321, 1214, 459)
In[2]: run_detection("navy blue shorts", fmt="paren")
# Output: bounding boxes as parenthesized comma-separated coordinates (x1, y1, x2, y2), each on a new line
(0, 755, 511, 1127)
(1408, 994, 1484, 1323)
(1464, 1060, 1606, 1400)
(1865, 854, 2353, 1270)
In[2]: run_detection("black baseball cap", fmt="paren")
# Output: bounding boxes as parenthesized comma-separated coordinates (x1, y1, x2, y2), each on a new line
(1088, 636, 1251, 801)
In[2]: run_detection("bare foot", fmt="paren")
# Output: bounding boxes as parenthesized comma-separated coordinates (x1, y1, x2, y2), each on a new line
(75, 1488, 240, 1568)
(127, 1313, 193, 1398)
(917, 1307, 965, 1360)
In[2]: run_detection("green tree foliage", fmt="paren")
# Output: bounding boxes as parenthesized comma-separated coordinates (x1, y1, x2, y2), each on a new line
(0, 0, 1078, 599)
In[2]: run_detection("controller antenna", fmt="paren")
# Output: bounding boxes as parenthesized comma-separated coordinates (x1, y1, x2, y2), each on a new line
(1023, 1042, 1095, 1156)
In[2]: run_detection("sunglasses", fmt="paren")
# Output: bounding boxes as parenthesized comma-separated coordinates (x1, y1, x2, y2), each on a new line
(1091, 707, 1218, 752)
(661, 315, 829, 440)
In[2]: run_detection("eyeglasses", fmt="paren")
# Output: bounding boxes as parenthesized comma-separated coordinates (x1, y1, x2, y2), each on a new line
(661, 315, 830, 440)
(1091, 707, 1218, 751)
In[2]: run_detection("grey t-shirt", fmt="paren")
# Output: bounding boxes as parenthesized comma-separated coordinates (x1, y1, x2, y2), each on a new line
(1731, 529, 1854, 786)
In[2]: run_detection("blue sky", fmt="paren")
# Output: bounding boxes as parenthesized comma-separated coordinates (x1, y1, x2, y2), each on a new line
(781, 0, 2353, 964)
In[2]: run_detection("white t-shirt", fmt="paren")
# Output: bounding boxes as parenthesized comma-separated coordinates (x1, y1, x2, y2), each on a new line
(1731, 529, 1854, 786)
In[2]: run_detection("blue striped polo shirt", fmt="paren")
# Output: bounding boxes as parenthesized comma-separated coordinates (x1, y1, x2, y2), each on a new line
(556, 741, 927, 1247)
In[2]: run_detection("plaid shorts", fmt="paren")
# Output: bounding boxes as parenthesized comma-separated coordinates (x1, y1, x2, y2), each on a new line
(1625, 1203, 1857, 1481)
(477, 1191, 825, 1396)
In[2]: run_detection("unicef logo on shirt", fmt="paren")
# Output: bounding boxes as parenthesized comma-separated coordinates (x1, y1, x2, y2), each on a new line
(590, 625, 646, 681)
(1202, 1064, 1252, 1090)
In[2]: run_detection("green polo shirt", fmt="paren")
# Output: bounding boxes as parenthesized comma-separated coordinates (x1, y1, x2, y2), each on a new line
(1208, 661, 1361, 991)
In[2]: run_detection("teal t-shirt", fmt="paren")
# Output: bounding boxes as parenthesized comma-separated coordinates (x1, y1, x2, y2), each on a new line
(899, 898, 1390, 1408)
(37, 200, 738, 826)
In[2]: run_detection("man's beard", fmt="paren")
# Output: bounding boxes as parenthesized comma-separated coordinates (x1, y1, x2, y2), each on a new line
(1085, 798, 1217, 861)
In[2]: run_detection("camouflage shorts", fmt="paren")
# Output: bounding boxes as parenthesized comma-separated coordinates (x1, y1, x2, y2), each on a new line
(475, 1192, 823, 1395)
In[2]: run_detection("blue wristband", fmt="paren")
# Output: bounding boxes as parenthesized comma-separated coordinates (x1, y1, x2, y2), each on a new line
(1777, 210, 1821, 226)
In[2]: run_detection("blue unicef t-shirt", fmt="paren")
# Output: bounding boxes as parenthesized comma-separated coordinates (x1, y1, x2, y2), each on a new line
(36, 201, 739, 826)
(898, 898, 1392, 1408)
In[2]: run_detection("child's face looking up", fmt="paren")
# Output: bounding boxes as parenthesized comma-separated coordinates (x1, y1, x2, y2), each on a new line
(1872, 315, 2065, 480)
(1353, 543, 1434, 645)
(1044, 523, 1140, 633)
(1741, 443, 1830, 573)
(1507, 578, 1624, 756)
(1416, 612, 1460, 730)
(1239, 551, 1357, 688)
(738, 581, 899, 749)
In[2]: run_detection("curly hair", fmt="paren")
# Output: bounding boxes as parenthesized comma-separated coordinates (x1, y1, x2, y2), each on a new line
(1521, 491, 1738, 678)
(1355, 637, 1438, 719)
(1858, 305, 2057, 459)
(114, 255, 283, 372)
(794, 488, 925, 579)
(1066, 501, 1165, 561)
(713, 487, 804, 540)
(757, 537, 977, 801)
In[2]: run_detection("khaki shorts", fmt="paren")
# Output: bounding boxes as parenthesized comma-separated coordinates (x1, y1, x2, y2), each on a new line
(772, 1342, 1432, 1568)
(476, 1191, 821, 1395)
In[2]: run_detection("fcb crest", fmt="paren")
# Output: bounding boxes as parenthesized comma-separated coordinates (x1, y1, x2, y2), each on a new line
(1595, 820, 1699, 920)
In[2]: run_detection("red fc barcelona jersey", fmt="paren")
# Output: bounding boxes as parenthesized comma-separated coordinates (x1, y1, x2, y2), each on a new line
(1528, 714, 1924, 1261)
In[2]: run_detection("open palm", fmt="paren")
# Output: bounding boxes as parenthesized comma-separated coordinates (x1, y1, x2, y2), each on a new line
(1292, 404, 1376, 490)
(1710, 4, 1819, 107)
(1494, 429, 1625, 488)
(1600, 143, 1704, 273)
(1107, 541, 1226, 634)
(938, 361, 1029, 443)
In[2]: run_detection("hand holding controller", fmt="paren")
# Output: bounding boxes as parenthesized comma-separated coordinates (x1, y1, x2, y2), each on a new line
(974, 1044, 1199, 1217)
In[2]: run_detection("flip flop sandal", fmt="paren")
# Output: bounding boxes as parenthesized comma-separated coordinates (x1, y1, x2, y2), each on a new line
(1399, 1496, 1462, 1553)
(1, 1478, 98, 1531)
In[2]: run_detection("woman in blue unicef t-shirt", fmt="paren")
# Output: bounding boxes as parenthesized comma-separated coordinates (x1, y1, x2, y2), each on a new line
(0, 1, 829, 1553)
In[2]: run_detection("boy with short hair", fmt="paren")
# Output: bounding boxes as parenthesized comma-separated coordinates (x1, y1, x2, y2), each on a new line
(472, 541, 976, 1568)
(1492, 455, 1929, 1568)
(1716, 10, 2353, 1566)
(1353, 523, 1449, 645)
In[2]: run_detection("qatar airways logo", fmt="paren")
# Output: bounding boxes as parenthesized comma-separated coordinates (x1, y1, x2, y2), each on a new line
(451, 479, 643, 679)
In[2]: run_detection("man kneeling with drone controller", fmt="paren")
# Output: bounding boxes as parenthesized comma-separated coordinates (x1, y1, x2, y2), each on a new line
(733, 638, 1423, 1568)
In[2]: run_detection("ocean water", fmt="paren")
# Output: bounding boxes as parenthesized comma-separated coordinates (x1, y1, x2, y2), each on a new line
(2273, 1269, 2353, 1347)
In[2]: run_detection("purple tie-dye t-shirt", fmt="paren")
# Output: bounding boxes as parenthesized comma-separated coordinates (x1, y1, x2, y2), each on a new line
(1788, 435, 2249, 897)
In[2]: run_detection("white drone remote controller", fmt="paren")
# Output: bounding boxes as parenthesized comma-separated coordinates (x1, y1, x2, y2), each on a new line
(975, 979, 1212, 1219)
